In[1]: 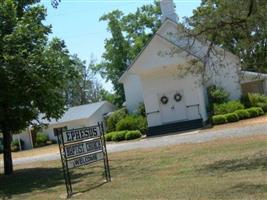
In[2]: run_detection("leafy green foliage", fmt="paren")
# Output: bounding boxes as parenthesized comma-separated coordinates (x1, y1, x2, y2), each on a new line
(214, 101, 244, 115)
(247, 93, 267, 112)
(0, 3, 78, 131)
(137, 103, 146, 117)
(212, 115, 227, 125)
(125, 130, 142, 140)
(106, 108, 128, 132)
(240, 95, 252, 108)
(224, 113, 239, 123)
(207, 85, 229, 105)
(246, 107, 259, 118)
(254, 107, 264, 116)
(234, 109, 250, 119)
(91, 1, 161, 106)
(105, 130, 141, 142)
(35, 132, 49, 147)
(0, 0, 79, 174)
(11, 139, 24, 152)
(98, 89, 118, 106)
(104, 132, 115, 141)
(111, 131, 127, 142)
(187, 0, 267, 72)
(212, 107, 264, 125)
(65, 55, 106, 107)
(116, 115, 147, 134)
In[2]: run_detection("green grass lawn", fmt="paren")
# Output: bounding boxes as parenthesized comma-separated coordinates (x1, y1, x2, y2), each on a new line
(1, 135, 267, 200)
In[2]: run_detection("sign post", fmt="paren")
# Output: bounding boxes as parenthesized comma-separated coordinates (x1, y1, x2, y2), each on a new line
(56, 122, 111, 198)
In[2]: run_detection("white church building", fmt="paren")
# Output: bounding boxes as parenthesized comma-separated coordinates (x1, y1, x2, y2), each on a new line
(119, 0, 267, 136)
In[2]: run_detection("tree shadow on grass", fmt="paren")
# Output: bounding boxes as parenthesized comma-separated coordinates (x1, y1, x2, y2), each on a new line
(200, 151, 267, 174)
(215, 182, 267, 198)
(228, 183, 267, 194)
(0, 165, 107, 199)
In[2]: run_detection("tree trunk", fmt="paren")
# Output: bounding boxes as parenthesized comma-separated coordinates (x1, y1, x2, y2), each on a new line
(3, 130, 13, 175)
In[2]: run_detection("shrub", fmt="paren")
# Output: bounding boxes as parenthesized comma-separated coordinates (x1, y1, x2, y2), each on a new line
(105, 132, 114, 141)
(240, 95, 251, 108)
(137, 103, 146, 117)
(256, 103, 267, 112)
(111, 131, 127, 142)
(207, 85, 229, 104)
(214, 100, 244, 115)
(247, 93, 267, 112)
(125, 130, 142, 140)
(106, 108, 127, 132)
(106, 130, 142, 142)
(254, 107, 264, 115)
(212, 115, 227, 125)
(11, 139, 24, 147)
(246, 107, 259, 118)
(35, 132, 49, 146)
(134, 116, 147, 134)
(224, 113, 239, 122)
(11, 139, 24, 152)
(116, 115, 147, 134)
(11, 145, 19, 152)
(234, 109, 250, 119)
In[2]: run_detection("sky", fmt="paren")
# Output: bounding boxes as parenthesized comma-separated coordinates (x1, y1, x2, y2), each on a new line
(41, 0, 201, 91)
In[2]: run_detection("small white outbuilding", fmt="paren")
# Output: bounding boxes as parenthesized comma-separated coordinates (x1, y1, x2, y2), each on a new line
(15, 101, 116, 150)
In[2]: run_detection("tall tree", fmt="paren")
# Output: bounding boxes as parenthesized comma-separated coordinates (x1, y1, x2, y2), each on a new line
(91, 1, 161, 106)
(65, 55, 113, 107)
(0, 0, 78, 175)
(186, 0, 267, 72)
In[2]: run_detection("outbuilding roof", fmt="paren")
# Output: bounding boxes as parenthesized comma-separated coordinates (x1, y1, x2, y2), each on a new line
(39, 101, 111, 125)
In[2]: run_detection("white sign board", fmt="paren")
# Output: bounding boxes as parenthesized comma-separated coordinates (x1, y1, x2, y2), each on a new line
(62, 126, 101, 144)
(67, 151, 104, 169)
(64, 139, 102, 159)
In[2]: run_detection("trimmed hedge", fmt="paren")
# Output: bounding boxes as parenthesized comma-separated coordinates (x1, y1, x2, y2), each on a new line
(234, 109, 250, 119)
(105, 132, 114, 141)
(214, 100, 244, 115)
(111, 131, 127, 142)
(125, 130, 142, 140)
(224, 113, 239, 122)
(212, 115, 227, 125)
(246, 107, 259, 118)
(105, 130, 142, 142)
(254, 107, 264, 115)
(212, 107, 265, 125)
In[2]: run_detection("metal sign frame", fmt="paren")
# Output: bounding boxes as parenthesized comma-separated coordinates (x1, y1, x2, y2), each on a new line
(56, 122, 111, 198)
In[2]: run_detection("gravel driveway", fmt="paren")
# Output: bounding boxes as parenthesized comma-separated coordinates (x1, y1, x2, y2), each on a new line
(1, 123, 267, 166)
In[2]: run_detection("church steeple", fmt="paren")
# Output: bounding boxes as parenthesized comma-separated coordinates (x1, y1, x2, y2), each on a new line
(160, 0, 178, 23)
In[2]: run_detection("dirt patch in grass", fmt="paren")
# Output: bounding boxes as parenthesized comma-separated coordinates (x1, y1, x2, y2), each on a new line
(1, 135, 267, 200)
